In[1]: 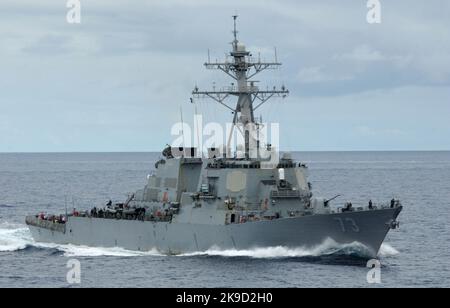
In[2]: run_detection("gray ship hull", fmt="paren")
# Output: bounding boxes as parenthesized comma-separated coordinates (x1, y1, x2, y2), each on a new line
(27, 207, 401, 258)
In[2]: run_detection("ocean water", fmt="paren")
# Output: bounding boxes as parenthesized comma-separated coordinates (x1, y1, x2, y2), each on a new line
(0, 151, 449, 288)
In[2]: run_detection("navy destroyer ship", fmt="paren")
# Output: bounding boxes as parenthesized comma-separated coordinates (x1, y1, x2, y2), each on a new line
(26, 17, 402, 257)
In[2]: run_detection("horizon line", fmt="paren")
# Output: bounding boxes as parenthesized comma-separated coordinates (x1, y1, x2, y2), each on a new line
(1, 149, 449, 154)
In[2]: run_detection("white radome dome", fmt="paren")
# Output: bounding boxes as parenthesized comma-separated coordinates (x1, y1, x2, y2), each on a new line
(237, 42, 246, 52)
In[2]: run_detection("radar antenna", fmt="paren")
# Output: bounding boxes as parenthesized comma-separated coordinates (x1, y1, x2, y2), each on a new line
(192, 16, 289, 159)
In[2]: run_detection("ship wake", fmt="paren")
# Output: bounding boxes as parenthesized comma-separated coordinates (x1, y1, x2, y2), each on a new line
(0, 223, 163, 257)
(181, 239, 399, 260)
(0, 223, 31, 252)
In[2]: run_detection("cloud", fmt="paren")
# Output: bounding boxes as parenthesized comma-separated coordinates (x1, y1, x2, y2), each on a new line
(354, 126, 406, 137)
(0, 0, 449, 151)
(296, 66, 353, 84)
(21, 34, 72, 55)
(334, 45, 385, 62)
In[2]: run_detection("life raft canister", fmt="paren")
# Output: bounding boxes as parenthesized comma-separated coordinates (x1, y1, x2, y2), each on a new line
(162, 192, 169, 203)
(263, 198, 269, 210)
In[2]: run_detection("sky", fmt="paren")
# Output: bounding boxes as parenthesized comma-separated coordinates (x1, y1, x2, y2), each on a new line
(0, 0, 449, 152)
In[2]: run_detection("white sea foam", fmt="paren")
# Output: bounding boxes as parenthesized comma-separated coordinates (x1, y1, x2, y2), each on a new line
(180, 239, 374, 259)
(379, 243, 400, 257)
(0, 223, 163, 257)
(55, 245, 163, 258)
(0, 225, 32, 252)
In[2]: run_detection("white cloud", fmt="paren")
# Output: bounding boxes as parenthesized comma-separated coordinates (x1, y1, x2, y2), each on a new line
(334, 45, 385, 62)
(354, 126, 406, 137)
(296, 66, 353, 83)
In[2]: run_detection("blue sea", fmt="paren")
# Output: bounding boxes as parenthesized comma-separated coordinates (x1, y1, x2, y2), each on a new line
(0, 151, 449, 288)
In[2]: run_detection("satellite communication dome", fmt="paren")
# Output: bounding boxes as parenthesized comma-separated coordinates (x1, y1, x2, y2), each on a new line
(237, 42, 246, 52)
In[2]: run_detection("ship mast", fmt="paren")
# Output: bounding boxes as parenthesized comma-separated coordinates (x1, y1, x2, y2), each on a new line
(192, 16, 289, 160)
